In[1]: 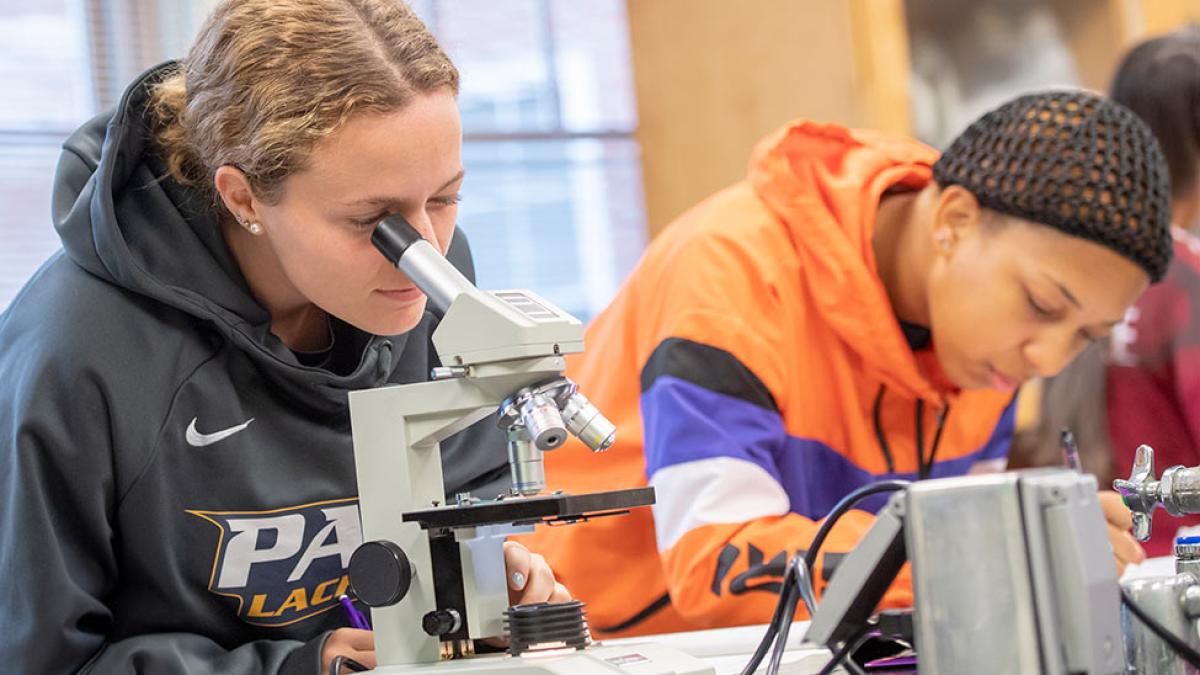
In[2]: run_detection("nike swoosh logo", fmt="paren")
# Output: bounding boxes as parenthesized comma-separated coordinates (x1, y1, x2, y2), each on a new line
(186, 417, 255, 447)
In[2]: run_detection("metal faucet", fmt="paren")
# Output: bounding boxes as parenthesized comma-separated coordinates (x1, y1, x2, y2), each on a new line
(1114, 445, 1200, 541)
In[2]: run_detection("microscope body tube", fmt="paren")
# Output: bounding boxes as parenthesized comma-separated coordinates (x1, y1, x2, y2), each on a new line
(372, 215, 476, 313)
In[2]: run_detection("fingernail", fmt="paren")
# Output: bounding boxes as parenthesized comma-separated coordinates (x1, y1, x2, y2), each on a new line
(511, 572, 526, 589)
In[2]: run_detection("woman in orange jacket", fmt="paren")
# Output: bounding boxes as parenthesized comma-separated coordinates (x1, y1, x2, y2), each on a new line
(523, 91, 1168, 637)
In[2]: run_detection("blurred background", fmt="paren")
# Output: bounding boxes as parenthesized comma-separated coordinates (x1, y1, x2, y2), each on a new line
(1, 0, 1198, 320)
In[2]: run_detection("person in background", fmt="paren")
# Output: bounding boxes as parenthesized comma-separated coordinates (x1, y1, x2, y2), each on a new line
(522, 90, 1169, 637)
(0, 1, 568, 673)
(1014, 26, 1200, 557)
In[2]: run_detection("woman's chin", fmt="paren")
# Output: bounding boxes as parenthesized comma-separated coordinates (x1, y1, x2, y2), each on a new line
(349, 304, 426, 338)
(938, 358, 990, 391)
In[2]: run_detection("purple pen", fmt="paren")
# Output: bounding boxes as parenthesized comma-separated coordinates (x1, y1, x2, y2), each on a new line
(339, 594, 371, 630)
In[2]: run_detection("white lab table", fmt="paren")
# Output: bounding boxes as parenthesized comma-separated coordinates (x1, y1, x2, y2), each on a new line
(605, 622, 838, 673)
(595, 556, 1175, 673)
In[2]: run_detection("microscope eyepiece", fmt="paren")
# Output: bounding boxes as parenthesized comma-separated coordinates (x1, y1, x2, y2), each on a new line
(371, 215, 424, 266)
(371, 214, 476, 313)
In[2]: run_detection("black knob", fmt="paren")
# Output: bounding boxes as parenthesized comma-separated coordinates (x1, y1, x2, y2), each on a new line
(422, 608, 462, 636)
(348, 540, 412, 608)
(504, 601, 590, 656)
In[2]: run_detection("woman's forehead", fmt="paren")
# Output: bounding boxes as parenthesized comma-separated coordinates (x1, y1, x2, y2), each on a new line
(287, 96, 462, 199)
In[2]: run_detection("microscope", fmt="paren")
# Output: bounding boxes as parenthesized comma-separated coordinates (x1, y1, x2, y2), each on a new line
(346, 216, 714, 674)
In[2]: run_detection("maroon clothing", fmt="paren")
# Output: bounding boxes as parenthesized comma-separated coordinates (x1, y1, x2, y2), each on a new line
(1109, 228, 1200, 556)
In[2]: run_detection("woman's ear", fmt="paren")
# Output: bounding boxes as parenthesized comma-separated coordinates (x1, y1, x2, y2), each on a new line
(930, 184, 984, 256)
(213, 165, 260, 225)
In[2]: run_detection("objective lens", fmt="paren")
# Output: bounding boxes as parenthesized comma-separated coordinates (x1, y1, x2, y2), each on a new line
(520, 393, 568, 451)
(507, 428, 544, 496)
(561, 391, 616, 452)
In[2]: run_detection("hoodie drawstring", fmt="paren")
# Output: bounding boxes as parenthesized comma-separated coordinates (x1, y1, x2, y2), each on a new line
(872, 385, 895, 473)
(873, 384, 950, 479)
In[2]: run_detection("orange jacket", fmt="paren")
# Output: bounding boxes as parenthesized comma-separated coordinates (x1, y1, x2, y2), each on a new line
(522, 120, 1015, 637)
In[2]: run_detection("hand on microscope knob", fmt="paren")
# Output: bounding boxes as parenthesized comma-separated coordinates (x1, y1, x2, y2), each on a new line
(504, 541, 572, 606)
(1100, 490, 1147, 576)
(481, 542, 575, 649)
(321, 628, 375, 675)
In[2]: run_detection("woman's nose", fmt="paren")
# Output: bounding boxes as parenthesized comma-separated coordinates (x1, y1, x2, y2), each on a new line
(1022, 327, 1087, 379)
(399, 209, 442, 250)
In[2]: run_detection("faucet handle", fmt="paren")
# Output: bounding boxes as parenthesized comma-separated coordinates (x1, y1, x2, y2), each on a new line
(1128, 507, 1153, 543)
(1113, 444, 1159, 542)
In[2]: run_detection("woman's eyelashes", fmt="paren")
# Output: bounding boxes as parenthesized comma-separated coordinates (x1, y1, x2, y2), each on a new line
(1024, 288, 1056, 318)
(349, 212, 387, 229)
(1025, 286, 1105, 344)
(430, 193, 463, 207)
(346, 194, 462, 230)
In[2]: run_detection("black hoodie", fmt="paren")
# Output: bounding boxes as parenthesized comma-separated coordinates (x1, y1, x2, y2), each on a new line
(0, 63, 509, 673)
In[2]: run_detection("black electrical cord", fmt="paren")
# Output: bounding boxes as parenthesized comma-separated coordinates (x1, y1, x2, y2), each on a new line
(815, 626, 873, 675)
(329, 655, 369, 674)
(844, 655, 869, 675)
(741, 480, 911, 675)
(766, 558, 869, 675)
(1121, 587, 1200, 669)
(739, 559, 803, 675)
(803, 480, 911, 574)
(766, 557, 806, 675)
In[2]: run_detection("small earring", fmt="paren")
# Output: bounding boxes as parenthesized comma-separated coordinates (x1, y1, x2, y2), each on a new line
(935, 230, 952, 251)
(235, 215, 262, 235)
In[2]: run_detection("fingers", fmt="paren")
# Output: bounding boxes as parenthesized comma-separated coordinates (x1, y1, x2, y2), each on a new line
(515, 552, 558, 605)
(503, 541, 532, 595)
(1098, 490, 1134, 531)
(1096, 491, 1143, 576)
(504, 541, 567, 605)
(1108, 523, 1146, 576)
(322, 628, 376, 675)
(340, 651, 377, 674)
(549, 582, 572, 603)
(343, 628, 375, 652)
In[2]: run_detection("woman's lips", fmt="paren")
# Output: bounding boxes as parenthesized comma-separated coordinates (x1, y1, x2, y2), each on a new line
(377, 287, 423, 302)
(988, 368, 1021, 392)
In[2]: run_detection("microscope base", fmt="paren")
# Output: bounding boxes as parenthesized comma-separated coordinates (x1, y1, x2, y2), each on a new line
(370, 642, 714, 674)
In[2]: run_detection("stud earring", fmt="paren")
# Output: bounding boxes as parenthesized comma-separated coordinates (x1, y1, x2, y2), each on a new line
(935, 230, 952, 251)
(237, 216, 262, 235)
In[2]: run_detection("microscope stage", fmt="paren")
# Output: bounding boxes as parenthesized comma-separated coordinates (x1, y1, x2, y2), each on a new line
(402, 488, 655, 530)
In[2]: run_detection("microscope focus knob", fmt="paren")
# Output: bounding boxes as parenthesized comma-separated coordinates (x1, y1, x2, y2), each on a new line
(422, 608, 463, 636)
(348, 540, 413, 607)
